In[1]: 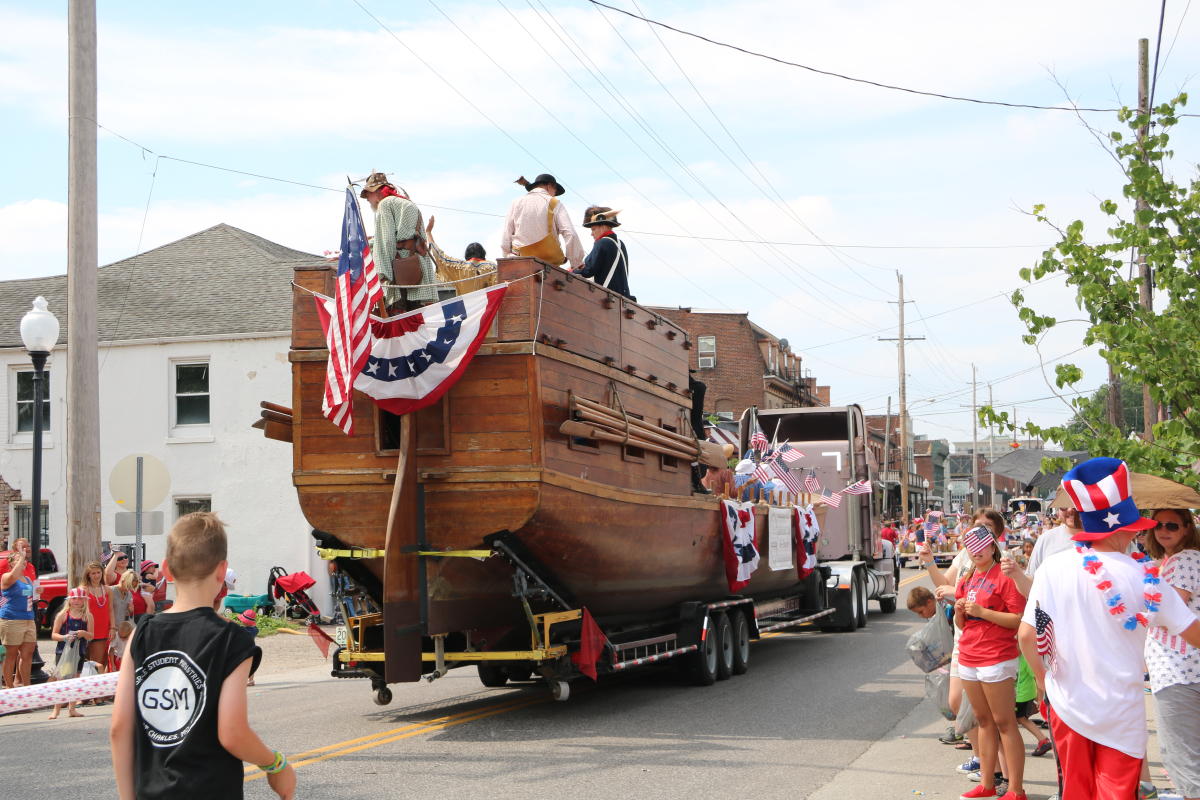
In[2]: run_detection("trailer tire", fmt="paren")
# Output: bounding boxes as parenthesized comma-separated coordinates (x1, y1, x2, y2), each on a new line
(478, 663, 509, 687)
(714, 612, 734, 681)
(730, 610, 750, 675)
(685, 616, 719, 686)
(857, 572, 869, 629)
(373, 686, 393, 706)
(845, 574, 861, 632)
(879, 594, 897, 614)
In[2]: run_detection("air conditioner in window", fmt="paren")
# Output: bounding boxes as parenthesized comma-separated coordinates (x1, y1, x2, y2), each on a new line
(698, 356, 716, 369)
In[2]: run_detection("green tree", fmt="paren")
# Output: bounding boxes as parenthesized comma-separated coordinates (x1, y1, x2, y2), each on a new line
(1064, 382, 1143, 437)
(983, 94, 1200, 487)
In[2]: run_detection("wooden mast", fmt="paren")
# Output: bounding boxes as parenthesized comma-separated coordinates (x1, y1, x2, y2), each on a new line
(383, 414, 423, 682)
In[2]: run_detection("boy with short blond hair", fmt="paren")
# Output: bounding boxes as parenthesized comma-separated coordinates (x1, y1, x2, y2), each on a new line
(111, 512, 295, 800)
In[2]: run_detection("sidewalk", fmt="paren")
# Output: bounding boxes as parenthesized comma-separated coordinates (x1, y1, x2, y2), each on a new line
(808, 674, 1175, 800)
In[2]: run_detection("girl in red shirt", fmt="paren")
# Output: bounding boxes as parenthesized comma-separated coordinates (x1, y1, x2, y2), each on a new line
(81, 560, 115, 670)
(955, 525, 1028, 800)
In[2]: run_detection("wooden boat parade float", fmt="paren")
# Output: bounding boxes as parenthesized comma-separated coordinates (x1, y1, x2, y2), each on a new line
(256, 256, 893, 703)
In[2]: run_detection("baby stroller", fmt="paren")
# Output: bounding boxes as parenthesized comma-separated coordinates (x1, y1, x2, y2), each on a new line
(267, 566, 322, 621)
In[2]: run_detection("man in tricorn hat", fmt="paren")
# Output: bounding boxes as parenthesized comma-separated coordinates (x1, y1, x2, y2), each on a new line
(359, 172, 437, 308)
(501, 173, 584, 269)
(573, 206, 632, 300)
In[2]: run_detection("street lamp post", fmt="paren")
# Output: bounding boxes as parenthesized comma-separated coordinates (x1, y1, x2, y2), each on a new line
(20, 296, 60, 685)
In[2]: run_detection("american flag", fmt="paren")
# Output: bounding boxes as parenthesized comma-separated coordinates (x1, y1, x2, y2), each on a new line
(963, 526, 995, 555)
(776, 442, 805, 463)
(319, 188, 383, 434)
(822, 490, 842, 508)
(773, 465, 803, 494)
(804, 472, 822, 494)
(842, 480, 872, 495)
(1034, 605, 1056, 669)
(753, 464, 772, 484)
(749, 428, 769, 452)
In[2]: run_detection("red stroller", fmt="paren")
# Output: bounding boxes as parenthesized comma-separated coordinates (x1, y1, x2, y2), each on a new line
(267, 567, 322, 621)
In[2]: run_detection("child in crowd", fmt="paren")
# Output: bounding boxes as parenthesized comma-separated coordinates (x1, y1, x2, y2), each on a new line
(235, 609, 260, 686)
(48, 587, 93, 720)
(907, 586, 938, 619)
(110, 512, 295, 800)
(109, 620, 135, 671)
(1012, 655, 1051, 757)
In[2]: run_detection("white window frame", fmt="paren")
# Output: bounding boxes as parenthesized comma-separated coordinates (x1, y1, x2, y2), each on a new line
(697, 335, 716, 355)
(8, 366, 54, 447)
(169, 358, 212, 440)
(173, 495, 213, 521)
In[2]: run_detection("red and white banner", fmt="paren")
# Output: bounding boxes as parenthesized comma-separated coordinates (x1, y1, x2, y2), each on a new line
(720, 499, 760, 592)
(794, 504, 821, 579)
(0, 672, 118, 714)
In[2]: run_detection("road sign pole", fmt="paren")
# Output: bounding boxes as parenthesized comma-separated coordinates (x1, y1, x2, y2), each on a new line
(135, 456, 143, 563)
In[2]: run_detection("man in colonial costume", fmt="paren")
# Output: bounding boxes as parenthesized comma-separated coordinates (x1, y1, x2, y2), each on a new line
(501, 173, 585, 269)
(359, 172, 438, 308)
(574, 206, 632, 300)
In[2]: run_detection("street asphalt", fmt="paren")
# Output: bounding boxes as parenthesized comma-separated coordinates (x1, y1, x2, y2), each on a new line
(0, 567, 1172, 799)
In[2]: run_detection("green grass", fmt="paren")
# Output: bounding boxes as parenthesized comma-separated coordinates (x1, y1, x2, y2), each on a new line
(224, 610, 303, 637)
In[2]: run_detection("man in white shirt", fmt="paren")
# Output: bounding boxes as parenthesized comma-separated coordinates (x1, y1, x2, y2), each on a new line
(501, 174, 585, 269)
(1018, 458, 1200, 800)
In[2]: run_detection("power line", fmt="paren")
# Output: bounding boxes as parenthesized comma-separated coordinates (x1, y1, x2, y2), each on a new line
(583, 0, 1136, 114)
(1151, 0, 1169, 111)
(1160, 0, 1192, 74)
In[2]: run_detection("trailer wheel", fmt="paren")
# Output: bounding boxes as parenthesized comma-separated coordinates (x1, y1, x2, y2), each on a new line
(879, 595, 897, 613)
(845, 574, 862, 632)
(549, 680, 570, 702)
(856, 572, 869, 629)
(478, 663, 509, 687)
(713, 612, 735, 680)
(685, 616, 719, 686)
(730, 610, 750, 675)
(373, 686, 393, 706)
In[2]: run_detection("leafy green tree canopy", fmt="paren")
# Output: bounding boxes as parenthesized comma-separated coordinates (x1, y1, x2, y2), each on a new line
(982, 94, 1200, 487)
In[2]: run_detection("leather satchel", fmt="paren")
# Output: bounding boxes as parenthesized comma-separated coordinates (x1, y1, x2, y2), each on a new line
(391, 210, 429, 285)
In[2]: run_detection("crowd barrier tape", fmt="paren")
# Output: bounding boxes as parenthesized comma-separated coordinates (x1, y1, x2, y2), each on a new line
(0, 672, 119, 714)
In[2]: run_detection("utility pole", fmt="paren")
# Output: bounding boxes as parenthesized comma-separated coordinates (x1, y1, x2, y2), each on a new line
(880, 272, 923, 526)
(988, 383, 996, 508)
(1136, 37, 1156, 440)
(67, 0, 101, 586)
(883, 396, 892, 519)
(971, 364, 978, 513)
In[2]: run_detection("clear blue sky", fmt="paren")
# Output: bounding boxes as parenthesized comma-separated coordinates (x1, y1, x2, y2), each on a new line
(3, 0, 1197, 444)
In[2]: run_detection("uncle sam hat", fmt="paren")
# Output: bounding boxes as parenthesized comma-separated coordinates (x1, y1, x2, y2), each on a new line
(1059, 456, 1156, 540)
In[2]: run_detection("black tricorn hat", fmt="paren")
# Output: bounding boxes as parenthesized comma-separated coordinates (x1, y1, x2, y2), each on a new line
(515, 173, 565, 197)
(582, 206, 622, 228)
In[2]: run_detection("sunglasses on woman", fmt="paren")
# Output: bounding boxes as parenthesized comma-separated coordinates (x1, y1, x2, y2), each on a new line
(1155, 521, 1182, 532)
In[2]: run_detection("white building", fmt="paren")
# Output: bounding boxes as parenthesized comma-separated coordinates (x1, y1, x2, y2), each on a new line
(0, 224, 332, 614)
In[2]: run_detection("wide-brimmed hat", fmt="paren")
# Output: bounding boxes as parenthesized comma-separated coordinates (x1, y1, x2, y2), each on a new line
(583, 207, 622, 228)
(238, 609, 257, 626)
(1060, 457, 1157, 540)
(140, 559, 158, 577)
(359, 171, 394, 198)
(516, 173, 565, 196)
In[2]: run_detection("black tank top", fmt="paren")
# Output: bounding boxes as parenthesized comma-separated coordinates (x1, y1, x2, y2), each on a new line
(129, 607, 261, 799)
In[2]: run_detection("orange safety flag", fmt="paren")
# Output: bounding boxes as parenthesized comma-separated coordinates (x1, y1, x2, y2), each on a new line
(570, 608, 608, 681)
(307, 621, 337, 659)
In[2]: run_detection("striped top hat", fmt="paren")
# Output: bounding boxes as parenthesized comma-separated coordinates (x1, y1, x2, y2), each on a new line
(1060, 456, 1156, 540)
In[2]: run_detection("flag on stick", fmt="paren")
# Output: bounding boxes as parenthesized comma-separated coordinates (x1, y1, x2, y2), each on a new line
(319, 188, 383, 434)
(842, 480, 872, 495)
(822, 490, 842, 509)
(804, 471, 822, 494)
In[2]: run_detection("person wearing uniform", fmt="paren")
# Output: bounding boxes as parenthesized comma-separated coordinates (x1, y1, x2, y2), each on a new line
(574, 207, 632, 300)
(359, 172, 437, 309)
(501, 173, 585, 269)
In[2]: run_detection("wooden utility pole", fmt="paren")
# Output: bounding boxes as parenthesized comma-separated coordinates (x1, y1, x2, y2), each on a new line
(66, 0, 101, 586)
(1136, 37, 1156, 441)
(971, 364, 978, 512)
(883, 396, 892, 519)
(880, 273, 923, 526)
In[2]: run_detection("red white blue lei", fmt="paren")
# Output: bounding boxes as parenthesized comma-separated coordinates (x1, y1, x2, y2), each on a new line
(1076, 544, 1161, 630)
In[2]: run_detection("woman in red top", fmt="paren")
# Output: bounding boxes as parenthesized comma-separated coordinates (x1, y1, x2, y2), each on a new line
(80, 559, 114, 670)
(955, 525, 1028, 800)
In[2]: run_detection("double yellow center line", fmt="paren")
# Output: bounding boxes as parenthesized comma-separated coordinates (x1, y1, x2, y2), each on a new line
(244, 693, 547, 782)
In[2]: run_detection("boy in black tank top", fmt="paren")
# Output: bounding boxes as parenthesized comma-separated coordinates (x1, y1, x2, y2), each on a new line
(110, 512, 296, 799)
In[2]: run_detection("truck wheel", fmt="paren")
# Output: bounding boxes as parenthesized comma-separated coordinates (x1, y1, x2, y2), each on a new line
(478, 662, 508, 687)
(714, 612, 734, 681)
(879, 595, 898, 614)
(549, 680, 570, 702)
(373, 686, 393, 706)
(730, 610, 750, 675)
(857, 572, 869, 628)
(846, 574, 861, 632)
(686, 615, 719, 686)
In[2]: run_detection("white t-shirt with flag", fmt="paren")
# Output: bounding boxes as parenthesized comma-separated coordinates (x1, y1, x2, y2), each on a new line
(1023, 548, 1197, 758)
(1145, 549, 1200, 693)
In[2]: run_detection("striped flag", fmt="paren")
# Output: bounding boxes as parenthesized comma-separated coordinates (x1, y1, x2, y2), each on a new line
(753, 464, 772, 484)
(777, 442, 805, 463)
(822, 490, 842, 509)
(1034, 604, 1056, 669)
(318, 188, 383, 434)
(773, 465, 803, 494)
(842, 480, 872, 495)
(804, 472, 822, 494)
(750, 428, 769, 452)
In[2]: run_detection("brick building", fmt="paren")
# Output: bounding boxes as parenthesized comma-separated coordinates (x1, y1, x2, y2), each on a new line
(863, 413, 928, 516)
(0, 474, 20, 549)
(948, 452, 1022, 511)
(650, 308, 829, 419)
(913, 437, 951, 510)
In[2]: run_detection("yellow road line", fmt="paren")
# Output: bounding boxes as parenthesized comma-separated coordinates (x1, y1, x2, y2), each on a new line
(244, 694, 543, 780)
(899, 571, 927, 588)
